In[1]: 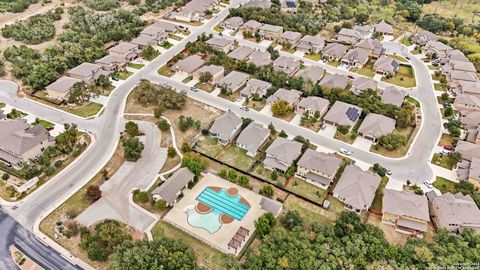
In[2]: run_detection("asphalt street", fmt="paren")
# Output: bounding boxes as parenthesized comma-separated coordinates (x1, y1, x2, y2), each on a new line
(0, 210, 81, 270)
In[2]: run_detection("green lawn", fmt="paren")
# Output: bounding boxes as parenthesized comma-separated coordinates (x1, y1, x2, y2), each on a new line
(354, 61, 375, 77)
(370, 176, 389, 212)
(161, 41, 173, 49)
(195, 82, 215, 92)
(158, 65, 174, 77)
(406, 96, 420, 107)
(151, 221, 233, 270)
(112, 70, 133, 80)
(303, 54, 321, 61)
(401, 36, 412, 46)
(387, 54, 408, 63)
(217, 145, 257, 171)
(381, 65, 416, 88)
(143, 50, 160, 61)
(431, 73, 445, 81)
(213, 24, 224, 33)
(182, 76, 193, 83)
(168, 34, 183, 41)
(170, 19, 203, 26)
(127, 63, 144, 69)
(251, 163, 287, 186)
(285, 178, 327, 204)
(327, 61, 340, 67)
(433, 177, 456, 194)
(281, 47, 296, 54)
(431, 153, 457, 170)
(33, 118, 54, 129)
(195, 136, 224, 158)
(434, 83, 448, 91)
(66, 102, 103, 118)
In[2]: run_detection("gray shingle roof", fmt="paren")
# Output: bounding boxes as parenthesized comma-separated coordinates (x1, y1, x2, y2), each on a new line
(228, 46, 255, 60)
(374, 20, 393, 34)
(217, 71, 250, 91)
(108, 42, 138, 54)
(174, 55, 205, 74)
(383, 189, 429, 222)
(358, 113, 396, 138)
(295, 66, 325, 83)
(374, 56, 400, 74)
(322, 43, 347, 59)
(296, 96, 329, 114)
(297, 149, 342, 179)
(260, 197, 283, 215)
(68, 63, 103, 78)
(151, 168, 195, 204)
(351, 77, 377, 95)
(240, 79, 272, 97)
(209, 110, 242, 142)
(381, 86, 406, 107)
(46, 76, 82, 93)
(206, 37, 233, 48)
(428, 192, 480, 226)
(236, 122, 269, 155)
(247, 50, 272, 67)
(265, 137, 303, 166)
(318, 74, 350, 89)
(456, 140, 480, 161)
(333, 165, 381, 211)
(323, 101, 362, 126)
(266, 88, 302, 106)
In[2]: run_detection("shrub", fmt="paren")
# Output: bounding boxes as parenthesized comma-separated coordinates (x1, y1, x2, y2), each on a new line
(260, 185, 274, 198)
(135, 191, 149, 203)
(280, 210, 303, 230)
(2, 173, 10, 181)
(167, 146, 177, 158)
(154, 199, 167, 211)
(157, 119, 170, 131)
(85, 185, 102, 203)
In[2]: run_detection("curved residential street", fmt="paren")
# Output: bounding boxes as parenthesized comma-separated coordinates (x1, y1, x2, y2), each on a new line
(0, 0, 442, 268)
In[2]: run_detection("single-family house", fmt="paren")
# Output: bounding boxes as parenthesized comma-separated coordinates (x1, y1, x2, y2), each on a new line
(241, 20, 263, 33)
(358, 113, 396, 141)
(335, 28, 362, 45)
(67, 63, 110, 85)
(456, 140, 480, 161)
(217, 71, 250, 93)
(108, 42, 140, 62)
(422, 41, 452, 58)
(351, 77, 377, 95)
(152, 21, 181, 33)
(294, 66, 325, 84)
(193, 64, 225, 83)
(466, 126, 480, 145)
(259, 24, 284, 40)
(341, 48, 369, 68)
(247, 50, 272, 67)
(374, 56, 400, 76)
(323, 101, 362, 130)
(0, 119, 55, 168)
(266, 88, 302, 107)
(380, 86, 406, 107)
(453, 94, 480, 113)
(236, 122, 270, 157)
(273, 56, 301, 76)
(242, 0, 272, 8)
(296, 149, 342, 189)
(295, 96, 329, 117)
(209, 110, 243, 145)
(221, 17, 244, 30)
(263, 137, 303, 173)
(151, 168, 195, 205)
(240, 79, 272, 98)
(296, 35, 325, 53)
(129, 34, 157, 48)
(95, 54, 126, 72)
(333, 165, 381, 213)
(412, 30, 438, 46)
(281, 0, 298, 13)
(460, 111, 480, 130)
(318, 74, 350, 90)
(443, 62, 477, 78)
(443, 49, 470, 63)
(447, 70, 479, 85)
(139, 25, 169, 44)
(173, 55, 205, 77)
(373, 20, 394, 36)
(355, 39, 385, 58)
(228, 46, 255, 61)
(426, 191, 480, 234)
(353, 25, 374, 39)
(382, 190, 430, 236)
(45, 76, 82, 100)
(321, 43, 347, 62)
(206, 37, 234, 53)
(279, 31, 302, 47)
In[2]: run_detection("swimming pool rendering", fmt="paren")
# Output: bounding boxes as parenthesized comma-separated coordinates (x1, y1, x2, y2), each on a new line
(187, 186, 251, 233)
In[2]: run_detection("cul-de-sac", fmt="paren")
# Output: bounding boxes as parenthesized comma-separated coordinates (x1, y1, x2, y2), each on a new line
(0, 0, 479, 269)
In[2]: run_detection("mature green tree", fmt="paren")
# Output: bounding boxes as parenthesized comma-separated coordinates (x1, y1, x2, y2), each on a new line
(255, 212, 276, 239)
(122, 137, 144, 161)
(260, 185, 274, 198)
(378, 133, 407, 151)
(109, 238, 196, 270)
(125, 121, 140, 137)
(141, 45, 158, 61)
(280, 210, 303, 230)
(271, 100, 292, 116)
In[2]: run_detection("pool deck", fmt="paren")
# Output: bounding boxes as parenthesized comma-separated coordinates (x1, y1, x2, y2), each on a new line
(163, 173, 266, 255)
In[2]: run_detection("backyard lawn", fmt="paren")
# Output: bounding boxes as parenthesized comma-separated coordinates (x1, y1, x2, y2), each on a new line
(251, 163, 287, 186)
(195, 136, 224, 158)
(66, 102, 103, 118)
(158, 65, 174, 77)
(381, 65, 416, 88)
(433, 177, 457, 194)
(217, 145, 257, 171)
(431, 153, 457, 170)
(151, 221, 232, 270)
(283, 196, 336, 226)
(285, 178, 327, 204)
(127, 63, 144, 69)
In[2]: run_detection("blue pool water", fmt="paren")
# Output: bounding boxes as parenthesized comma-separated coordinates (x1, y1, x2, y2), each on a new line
(187, 210, 222, 234)
(196, 188, 250, 221)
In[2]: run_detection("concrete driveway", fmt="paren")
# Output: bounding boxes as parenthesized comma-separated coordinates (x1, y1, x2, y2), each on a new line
(76, 121, 166, 232)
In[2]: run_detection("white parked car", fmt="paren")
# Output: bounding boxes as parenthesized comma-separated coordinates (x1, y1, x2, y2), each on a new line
(240, 106, 249, 111)
(339, 147, 352, 156)
(424, 180, 434, 189)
